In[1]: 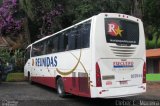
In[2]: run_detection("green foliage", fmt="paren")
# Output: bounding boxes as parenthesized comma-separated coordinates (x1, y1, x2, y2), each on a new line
(0, 48, 11, 63)
(20, 0, 63, 41)
(146, 32, 158, 49)
(145, 25, 160, 49)
(18, 0, 145, 43)
(70, 0, 134, 24)
(0, 0, 2, 5)
(3, 0, 160, 50)
(6, 73, 25, 82)
(157, 36, 160, 48)
(143, 0, 160, 27)
(143, 0, 160, 49)
(145, 37, 150, 49)
(0, 48, 24, 71)
(19, 0, 34, 21)
(149, 34, 157, 49)
(13, 49, 24, 71)
(145, 25, 156, 35)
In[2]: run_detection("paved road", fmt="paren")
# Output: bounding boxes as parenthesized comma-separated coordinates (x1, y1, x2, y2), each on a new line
(0, 82, 159, 106)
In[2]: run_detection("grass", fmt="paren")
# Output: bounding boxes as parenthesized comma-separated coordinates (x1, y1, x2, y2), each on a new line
(6, 72, 25, 82)
(146, 74, 160, 81)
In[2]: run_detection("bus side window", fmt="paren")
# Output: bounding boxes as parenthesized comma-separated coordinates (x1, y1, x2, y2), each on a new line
(63, 33, 68, 51)
(41, 41, 46, 55)
(32, 41, 44, 56)
(58, 34, 64, 52)
(46, 36, 58, 54)
(52, 37, 58, 53)
(58, 32, 68, 52)
(39, 42, 45, 55)
(63, 31, 69, 51)
(25, 47, 31, 63)
(76, 25, 83, 49)
(32, 44, 40, 57)
(81, 21, 91, 48)
(46, 39, 52, 54)
(68, 29, 76, 50)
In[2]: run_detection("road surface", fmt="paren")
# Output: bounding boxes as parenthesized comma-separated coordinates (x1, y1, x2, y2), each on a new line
(0, 82, 159, 106)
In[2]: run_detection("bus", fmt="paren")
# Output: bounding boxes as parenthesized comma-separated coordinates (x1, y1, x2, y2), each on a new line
(24, 13, 146, 98)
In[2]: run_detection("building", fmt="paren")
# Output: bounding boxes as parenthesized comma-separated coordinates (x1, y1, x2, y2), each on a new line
(146, 49, 160, 81)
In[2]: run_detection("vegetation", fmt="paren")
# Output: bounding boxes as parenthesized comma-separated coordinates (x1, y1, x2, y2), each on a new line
(0, 48, 10, 63)
(0, 0, 159, 72)
(143, 0, 160, 49)
(0, 48, 24, 72)
(6, 72, 25, 82)
(0, 0, 159, 49)
(18, 0, 144, 43)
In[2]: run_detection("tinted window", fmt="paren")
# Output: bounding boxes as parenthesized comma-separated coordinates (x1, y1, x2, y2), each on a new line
(32, 41, 45, 56)
(68, 28, 77, 50)
(80, 21, 91, 48)
(68, 20, 91, 50)
(25, 47, 31, 63)
(105, 18, 139, 45)
(46, 36, 58, 54)
(31, 20, 91, 57)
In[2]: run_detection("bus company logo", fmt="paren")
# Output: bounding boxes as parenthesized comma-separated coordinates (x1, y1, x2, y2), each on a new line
(108, 22, 123, 37)
(35, 56, 57, 67)
(113, 61, 134, 68)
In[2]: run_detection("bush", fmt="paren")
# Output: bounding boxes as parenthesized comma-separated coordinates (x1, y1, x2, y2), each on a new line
(157, 36, 160, 48)
(145, 25, 160, 49)
(146, 34, 157, 49)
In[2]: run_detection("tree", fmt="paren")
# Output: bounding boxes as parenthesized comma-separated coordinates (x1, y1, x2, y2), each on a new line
(143, 0, 160, 27)
(20, 0, 63, 42)
(143, 0, 160, 49)
(0, 0, 23, 37)
(0, 0, 29, 49)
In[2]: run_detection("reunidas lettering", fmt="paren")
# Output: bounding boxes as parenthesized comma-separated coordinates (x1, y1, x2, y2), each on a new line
(35, 56, 57, 67)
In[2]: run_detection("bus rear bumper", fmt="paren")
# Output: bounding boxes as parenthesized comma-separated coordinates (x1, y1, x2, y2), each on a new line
(91, 83, 146, 98)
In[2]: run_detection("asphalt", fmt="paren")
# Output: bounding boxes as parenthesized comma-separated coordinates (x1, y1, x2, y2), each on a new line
(0, 81, 159, 106)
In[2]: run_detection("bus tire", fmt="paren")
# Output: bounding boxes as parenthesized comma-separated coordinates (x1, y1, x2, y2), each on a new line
(57, 78, 66, 97)
(28, 72, 33, 84)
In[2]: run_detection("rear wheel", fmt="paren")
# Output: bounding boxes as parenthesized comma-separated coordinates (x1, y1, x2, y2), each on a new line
(28, 72, 33, 84)
(57, 78, 66, 97)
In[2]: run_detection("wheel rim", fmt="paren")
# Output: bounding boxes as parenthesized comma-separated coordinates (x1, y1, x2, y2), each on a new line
(58, 84, 62, 94)
(57, 79, 63, 94)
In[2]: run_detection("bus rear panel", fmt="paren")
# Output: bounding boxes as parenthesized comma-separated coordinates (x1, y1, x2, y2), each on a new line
(90, 13, 146, 98)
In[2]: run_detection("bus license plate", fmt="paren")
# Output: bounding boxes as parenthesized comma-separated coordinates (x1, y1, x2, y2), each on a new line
(120, 81, 128, 85)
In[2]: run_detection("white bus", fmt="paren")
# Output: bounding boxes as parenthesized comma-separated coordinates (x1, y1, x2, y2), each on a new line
(24, 13, 146, 98)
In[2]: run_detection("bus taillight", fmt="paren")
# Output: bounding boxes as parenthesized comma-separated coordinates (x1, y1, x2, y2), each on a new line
(143, 62, 146, 83)
(96, 62, 102, 87)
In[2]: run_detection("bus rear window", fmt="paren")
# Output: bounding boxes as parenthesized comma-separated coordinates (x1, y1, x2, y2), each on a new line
(105, 18, 139, 45)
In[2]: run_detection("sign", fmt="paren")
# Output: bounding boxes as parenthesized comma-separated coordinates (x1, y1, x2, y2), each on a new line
(34, 56, 57, 67)
(113, 61, 134, 68)
(108, 22, 123, 37)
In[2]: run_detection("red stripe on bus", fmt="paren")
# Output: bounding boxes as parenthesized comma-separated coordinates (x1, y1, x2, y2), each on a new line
(31, 76, 91, 97)
(32, 76, 56, 88)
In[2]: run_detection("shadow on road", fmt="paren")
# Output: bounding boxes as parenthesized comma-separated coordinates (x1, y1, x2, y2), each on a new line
(31, 82, 120, 106)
